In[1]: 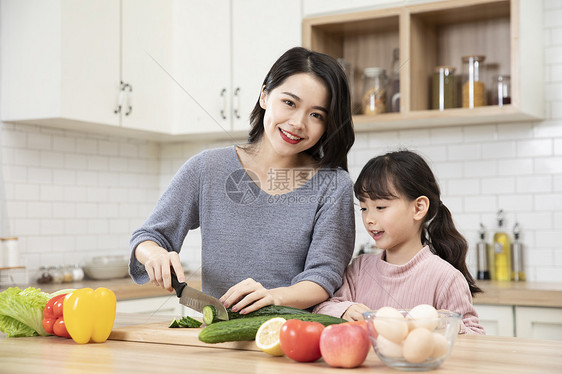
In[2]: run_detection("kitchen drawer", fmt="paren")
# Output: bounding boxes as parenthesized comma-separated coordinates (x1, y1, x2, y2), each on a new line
(474, 304, 514, 337)
(515, 306, 562, 341)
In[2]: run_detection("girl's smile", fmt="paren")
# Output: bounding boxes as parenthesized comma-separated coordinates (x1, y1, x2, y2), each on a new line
(369, 230, 384, 241)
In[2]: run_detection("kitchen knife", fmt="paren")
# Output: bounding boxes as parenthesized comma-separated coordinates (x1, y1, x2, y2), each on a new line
(171, 272, 229, 321)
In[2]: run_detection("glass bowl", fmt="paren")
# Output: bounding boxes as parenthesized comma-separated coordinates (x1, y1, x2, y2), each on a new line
(363, 308, 461, 371)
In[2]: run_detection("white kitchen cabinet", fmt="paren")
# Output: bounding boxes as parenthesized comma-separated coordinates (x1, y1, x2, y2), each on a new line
(120, 0, 174, 133)
(515, 306, 562, 341)
(171, 0, 302, 135)
(303, 0, 404, 17)
(1, 0, 173, 135)
(474, 304, 514, 337)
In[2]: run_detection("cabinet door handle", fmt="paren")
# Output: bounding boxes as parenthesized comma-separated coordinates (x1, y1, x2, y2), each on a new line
(123, 83, 133, 116)
(114, 81, 125, 114)
(220, 88, 227, 120)
(233, 87, 241, 119)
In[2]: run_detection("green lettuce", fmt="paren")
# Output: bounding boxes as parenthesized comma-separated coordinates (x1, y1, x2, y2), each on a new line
(0, 287, 51, 337)
(0, 314, 37, 337)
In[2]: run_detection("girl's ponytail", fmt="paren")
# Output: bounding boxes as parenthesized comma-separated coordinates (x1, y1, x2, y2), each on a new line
(426, 203, 482, 296)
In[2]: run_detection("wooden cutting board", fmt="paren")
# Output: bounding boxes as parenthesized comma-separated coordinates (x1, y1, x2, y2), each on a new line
(108, 321, 258, 351)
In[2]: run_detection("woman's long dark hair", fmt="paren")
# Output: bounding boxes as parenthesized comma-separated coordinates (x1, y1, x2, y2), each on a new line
(354, 150, 482, 295)
(248, 47, 355, 171)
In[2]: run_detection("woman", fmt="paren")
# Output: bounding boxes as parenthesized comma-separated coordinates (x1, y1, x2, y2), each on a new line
(129, 47, 356, 314)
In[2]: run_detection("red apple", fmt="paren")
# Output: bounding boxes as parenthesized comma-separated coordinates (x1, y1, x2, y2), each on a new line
(320, 323, 371, 368)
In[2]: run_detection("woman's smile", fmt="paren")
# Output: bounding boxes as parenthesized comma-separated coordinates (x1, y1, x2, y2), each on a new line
(279, 128, 304, 144)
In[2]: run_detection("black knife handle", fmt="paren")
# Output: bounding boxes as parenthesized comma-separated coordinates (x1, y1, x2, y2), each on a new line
(170, 272, 186, 298)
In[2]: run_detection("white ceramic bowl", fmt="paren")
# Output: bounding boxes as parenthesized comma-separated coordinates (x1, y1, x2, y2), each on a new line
(83, 255, 129, 280)
(363, 309, 461, 371)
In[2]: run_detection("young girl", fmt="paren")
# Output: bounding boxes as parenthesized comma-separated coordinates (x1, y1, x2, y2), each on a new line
(129, 47, 356, 314)
(313, 150, 485, 334)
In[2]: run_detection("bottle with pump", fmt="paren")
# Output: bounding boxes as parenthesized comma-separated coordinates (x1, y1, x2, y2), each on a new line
(493, 210, 512, 281)
(511, 223, 525, 281)
(476, 223, 490, 280)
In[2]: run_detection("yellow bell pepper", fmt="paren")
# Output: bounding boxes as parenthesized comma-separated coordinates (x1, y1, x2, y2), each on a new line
(63, 287, 116, 344)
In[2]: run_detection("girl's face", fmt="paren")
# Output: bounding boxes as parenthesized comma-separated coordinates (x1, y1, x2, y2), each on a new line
(359, 193, 424, 254)
(259, 73, 328, 159)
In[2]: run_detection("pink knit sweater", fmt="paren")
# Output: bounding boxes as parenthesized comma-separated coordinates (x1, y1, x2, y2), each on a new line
(313, 246, 485, 335)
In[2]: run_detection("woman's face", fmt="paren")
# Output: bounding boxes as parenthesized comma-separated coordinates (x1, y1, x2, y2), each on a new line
(259, 73, 329, 159)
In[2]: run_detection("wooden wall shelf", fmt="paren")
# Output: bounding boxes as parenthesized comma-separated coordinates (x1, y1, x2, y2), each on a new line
(302, 0, 543, 132)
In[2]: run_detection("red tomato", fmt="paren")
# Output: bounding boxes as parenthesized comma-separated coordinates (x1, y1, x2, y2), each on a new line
(43, 294, 66, 319)
(279, 319, 325, 362)
(42, 318, 55, 335)
(52, 297, 65, 318)
(53, 318, 71, 338)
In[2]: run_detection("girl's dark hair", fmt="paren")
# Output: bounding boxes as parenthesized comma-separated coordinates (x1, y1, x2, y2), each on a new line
(354, 150, 482, 295)
(248, 47, 355, 171)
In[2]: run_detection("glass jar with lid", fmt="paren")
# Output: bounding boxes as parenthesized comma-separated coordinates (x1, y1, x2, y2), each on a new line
(337, 58, 354, 103)
(432, 65, 456, 111)
(361, 67, 388, 115)
(462, 55, 486, 108)
(491, 75, 511, 106)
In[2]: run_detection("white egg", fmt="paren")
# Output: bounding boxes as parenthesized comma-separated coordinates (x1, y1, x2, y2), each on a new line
(430, 332, 449, 358)
(376, 334, 404, 358)
(374, 307, 409, 343)
(407, 304, 438, 330)
(403, 327, 434, 364)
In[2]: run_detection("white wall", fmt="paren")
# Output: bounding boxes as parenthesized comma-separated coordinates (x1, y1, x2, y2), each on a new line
(0, 124, 161, 272)
(1, 0, 561, 283)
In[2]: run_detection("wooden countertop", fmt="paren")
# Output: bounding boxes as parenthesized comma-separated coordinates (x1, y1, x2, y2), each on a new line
(474, 280, 562, 308)
(1, 313, 561, 374)
(7, 273, 202, 301)
(4, 276, 562, 308)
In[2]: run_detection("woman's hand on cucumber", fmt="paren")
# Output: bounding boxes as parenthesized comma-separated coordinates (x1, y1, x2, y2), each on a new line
(220, 278, 276, 315)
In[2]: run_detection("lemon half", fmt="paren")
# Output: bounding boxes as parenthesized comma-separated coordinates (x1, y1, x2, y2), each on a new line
(255, 317, 286, 356)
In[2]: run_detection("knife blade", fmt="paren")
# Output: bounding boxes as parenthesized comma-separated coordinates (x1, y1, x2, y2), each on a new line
(171, 272, 229, 321)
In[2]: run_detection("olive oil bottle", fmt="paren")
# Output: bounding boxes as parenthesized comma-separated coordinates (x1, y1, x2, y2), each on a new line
(493, 210, 512, 281)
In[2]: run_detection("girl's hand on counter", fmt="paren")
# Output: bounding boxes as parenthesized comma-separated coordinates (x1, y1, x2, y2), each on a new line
(342, 303, 371, 321)
(220, 278, 275, 314)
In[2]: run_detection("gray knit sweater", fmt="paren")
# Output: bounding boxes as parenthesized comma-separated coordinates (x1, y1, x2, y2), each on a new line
(129, 146, 355, 299)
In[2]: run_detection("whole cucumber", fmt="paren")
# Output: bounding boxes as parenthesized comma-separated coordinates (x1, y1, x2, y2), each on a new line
(202, 304, 311, 325)
(198, 313, 345, 344)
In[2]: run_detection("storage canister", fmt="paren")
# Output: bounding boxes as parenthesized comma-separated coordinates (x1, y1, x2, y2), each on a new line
(432, 65, 456, 111)
(337, 58, 354, 104)
(491, 75, 511, 106)
(1, 237, 19, 267)
(462, 55, 486, 108)
(361, 67, 388, 115)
